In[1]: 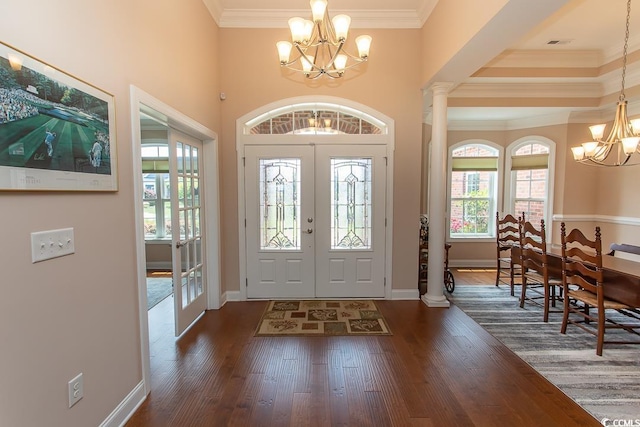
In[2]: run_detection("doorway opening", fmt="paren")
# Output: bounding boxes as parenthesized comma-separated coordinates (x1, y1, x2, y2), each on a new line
(237, 96, 395, 300)
(131, 86, 220, 397)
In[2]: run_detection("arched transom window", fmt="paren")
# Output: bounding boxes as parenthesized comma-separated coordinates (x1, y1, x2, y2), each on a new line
(243, 103, 387, 135)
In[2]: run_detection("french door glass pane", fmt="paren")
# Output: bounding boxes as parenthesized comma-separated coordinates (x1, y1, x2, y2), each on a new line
(331, 158, 372, 249)
(259, 159, 300, 250)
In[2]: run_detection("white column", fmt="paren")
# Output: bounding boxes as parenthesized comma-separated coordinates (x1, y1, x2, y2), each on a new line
(422, 82, 453, 308)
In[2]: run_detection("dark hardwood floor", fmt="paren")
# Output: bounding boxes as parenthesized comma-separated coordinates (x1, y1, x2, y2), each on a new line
(127, 271, 600, 426)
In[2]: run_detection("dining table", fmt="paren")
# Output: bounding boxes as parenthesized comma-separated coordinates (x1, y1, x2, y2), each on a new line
(511, 244, 640, 308)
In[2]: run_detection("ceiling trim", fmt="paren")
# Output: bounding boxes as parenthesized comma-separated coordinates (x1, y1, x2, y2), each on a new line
(217, 9, 422, 29)
(450, 82, 603, 99)
(484, 49, 602, 68)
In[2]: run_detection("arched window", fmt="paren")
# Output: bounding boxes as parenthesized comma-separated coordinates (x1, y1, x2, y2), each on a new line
(243, 103, 386, 135)
(505, 137, 555, 226)
(448, 142, 502, 239)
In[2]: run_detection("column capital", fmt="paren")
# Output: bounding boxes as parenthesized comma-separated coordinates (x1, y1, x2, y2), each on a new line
(429, 82, 454, 95)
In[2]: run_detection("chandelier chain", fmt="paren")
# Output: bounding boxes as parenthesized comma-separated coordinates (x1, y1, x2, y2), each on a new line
(620, 0, 631, 101)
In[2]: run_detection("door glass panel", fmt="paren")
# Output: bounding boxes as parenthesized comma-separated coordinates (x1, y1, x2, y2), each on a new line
(259, 159, 301, 250)
(179, 209, 187, 240)
(180, 243, 189, 308)
(185, 145, 192, 174)
(331, 158, 372, 249)
(193, 208, 200, 236)
(192, 147, 199, 175)
(176, 142, 184, 173)
(193, 177, 200, 207)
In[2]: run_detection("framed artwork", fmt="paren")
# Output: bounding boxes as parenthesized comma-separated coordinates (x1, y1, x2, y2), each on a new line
(0, 41, 117, 191)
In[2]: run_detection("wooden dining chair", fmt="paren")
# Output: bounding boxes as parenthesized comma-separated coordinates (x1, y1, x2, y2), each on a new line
(496, 212, 521, 295)
(518, 218, 562, 322)
(560, 223, 640, 356)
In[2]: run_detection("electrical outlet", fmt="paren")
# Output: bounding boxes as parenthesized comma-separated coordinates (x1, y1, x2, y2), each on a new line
(31, 228, 75, 263)
(68, 373, 83, 408)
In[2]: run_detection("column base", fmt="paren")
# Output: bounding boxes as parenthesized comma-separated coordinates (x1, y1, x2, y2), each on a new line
(421, 293, 451, 308)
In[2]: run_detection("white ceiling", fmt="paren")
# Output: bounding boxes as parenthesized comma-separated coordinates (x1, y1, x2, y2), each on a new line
(203, 0, 640, 127)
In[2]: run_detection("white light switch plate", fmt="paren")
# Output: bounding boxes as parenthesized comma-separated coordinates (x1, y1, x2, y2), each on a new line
(31, 228, 75, 263)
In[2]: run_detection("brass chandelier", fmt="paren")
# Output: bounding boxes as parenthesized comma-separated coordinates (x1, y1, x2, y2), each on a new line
(276, 0, 372, 79)
(571, 0, 640, 167)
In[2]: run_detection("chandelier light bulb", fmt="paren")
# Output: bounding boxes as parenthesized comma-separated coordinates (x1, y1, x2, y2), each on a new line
(631, 118, 640, 134)
(582, 141, 599, 157)
(571, 146, 586, 161)
(334, 54, 348, 73)
(310, 0, 327, 22)
(301, 55, 314, 74)
(288, 17, 307, 43)
(355, 35, 372, 58)
(332, 15, 351, 40)
(589, 124, 606, 141)
(276, 41, 293, 63)
(621, 137, 640, 155)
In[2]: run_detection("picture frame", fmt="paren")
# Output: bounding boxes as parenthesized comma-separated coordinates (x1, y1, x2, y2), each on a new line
(0, 41, 117, 191)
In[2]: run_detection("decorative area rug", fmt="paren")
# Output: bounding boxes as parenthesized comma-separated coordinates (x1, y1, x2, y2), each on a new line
(255, 300, 392, 336)
(146, 277, 173, 310)
(448, 285, 640, 423)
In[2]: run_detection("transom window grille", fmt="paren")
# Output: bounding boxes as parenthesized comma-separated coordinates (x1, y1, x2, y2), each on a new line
(511, 142, 550, 226)
(245, 104, 386, 135)
(449, 144, 499, 238)
(331, 158, 372, 249)
(259, 159, 301, 250)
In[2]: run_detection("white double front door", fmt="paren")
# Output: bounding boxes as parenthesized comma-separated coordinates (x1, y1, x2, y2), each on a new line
(244, 144, 387, 299)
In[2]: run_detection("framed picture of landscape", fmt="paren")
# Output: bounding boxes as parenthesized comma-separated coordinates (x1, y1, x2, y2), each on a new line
(0, 41, 117, 191)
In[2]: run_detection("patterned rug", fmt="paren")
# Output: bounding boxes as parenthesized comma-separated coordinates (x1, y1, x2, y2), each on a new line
(448, 285, 640, 423)
(255, 300, 392, 336)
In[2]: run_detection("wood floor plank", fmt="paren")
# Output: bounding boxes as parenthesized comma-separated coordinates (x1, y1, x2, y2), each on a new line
(127, 272, 602, 426)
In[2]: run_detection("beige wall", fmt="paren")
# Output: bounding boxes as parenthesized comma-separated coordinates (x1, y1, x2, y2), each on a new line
(218, 28, 424, 293)
(0, 0, 219, 425)
(420, 0, 508, 86)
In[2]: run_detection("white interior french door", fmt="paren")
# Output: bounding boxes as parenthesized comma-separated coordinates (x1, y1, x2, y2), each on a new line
(244, 144, 386, 298)
(169, 129, 207, 335)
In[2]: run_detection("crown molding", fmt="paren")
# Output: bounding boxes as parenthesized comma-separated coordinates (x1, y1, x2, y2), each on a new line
(217, 9, 422, 29)
(449, 82, 602, 99)
(417, 0, 438, 26)
(484, 49, 602, 69)
(202, 0, 223, 25)
(603, 34, 640, 64)
(445, 111, 574, 132)
(601, 62, 640, 97)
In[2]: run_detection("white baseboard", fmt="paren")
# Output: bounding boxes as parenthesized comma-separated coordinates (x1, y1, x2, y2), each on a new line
(449, 260, 496, 268)
(222, 290, 419, 301)
(99, 380, 146, 427)
(223, 290, 241, 303)
(145, 261, 171, 270)
(391, 288, 420, 300)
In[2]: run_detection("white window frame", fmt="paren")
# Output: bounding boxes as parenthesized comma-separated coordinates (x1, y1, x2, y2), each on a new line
(504, 136, 556, 227)
(447, 140, 504, 242)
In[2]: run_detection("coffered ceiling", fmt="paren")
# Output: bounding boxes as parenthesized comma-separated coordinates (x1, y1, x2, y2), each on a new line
(203, 0, 640, 129)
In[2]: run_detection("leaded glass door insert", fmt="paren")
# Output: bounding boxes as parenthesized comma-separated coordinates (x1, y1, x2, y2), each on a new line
(331, 158, 372, 249)
(245, 144, 386, 299)
(259, 159, 300, 250)
(245, 146, 315, 298)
